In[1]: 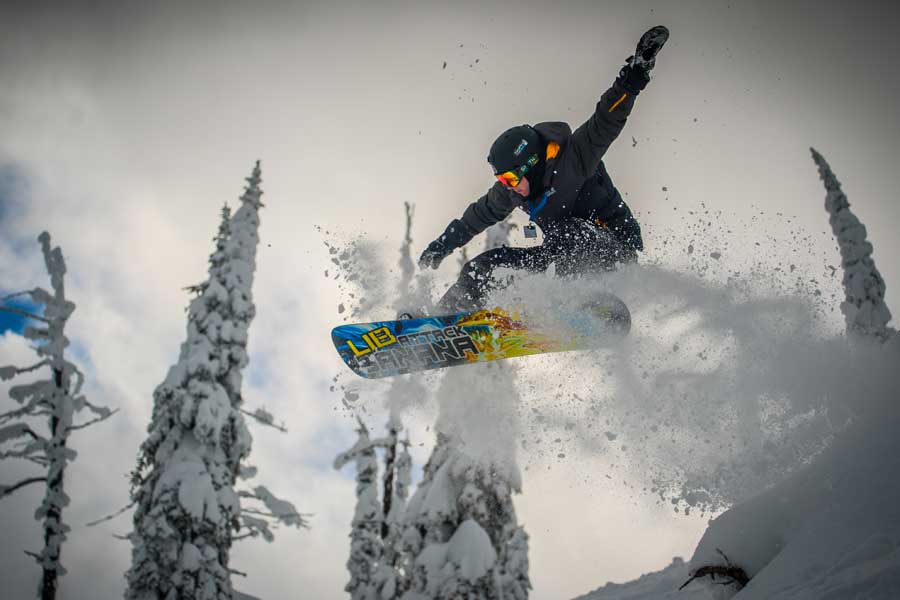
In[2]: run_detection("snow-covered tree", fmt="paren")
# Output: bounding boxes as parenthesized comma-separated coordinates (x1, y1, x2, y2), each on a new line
(126, 162, 303, 599)
(398, 202, 415, 297)
(334, 418, 385, 599)
(393, 201, 438, 318)
(334, 408, 416, 599)
(378, 414, 414, 598)
(0, 232, 114, 600)
(380, 413, 410, 540)
(394, 214, 530, 599)
(386, 430, 412, 550)
(811, 147, 894, 342)
(401, 426, 530, 599)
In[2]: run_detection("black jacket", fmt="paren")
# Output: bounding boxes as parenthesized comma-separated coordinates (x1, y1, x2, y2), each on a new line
(460, 81, 643, 251)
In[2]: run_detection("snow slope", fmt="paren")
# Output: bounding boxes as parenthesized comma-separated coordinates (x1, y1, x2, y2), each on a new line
(577, 340, 900, 600)
(573, 558, 706, 600)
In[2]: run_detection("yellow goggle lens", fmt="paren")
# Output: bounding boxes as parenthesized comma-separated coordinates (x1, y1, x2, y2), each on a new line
(496, 171, 520, 187)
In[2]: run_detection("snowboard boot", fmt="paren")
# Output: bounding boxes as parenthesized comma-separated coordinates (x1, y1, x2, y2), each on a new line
(436, 284, 482, 316)
(618, 25, 669, 93)
(396, 306, 427, 320)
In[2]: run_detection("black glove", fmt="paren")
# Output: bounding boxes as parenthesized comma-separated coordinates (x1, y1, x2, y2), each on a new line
(418, 219, 474, 270)
(617, 57, 651, 94)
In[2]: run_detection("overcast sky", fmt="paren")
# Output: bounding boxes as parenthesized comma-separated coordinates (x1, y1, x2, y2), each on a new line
(2, 1, 899, 599)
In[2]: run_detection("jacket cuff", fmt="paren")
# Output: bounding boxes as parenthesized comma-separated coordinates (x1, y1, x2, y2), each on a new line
(616, 65, 650, 95)
(441, 219, 476, 249)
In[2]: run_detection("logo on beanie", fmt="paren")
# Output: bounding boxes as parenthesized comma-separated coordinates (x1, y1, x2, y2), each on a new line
(513, 139, 528, 156)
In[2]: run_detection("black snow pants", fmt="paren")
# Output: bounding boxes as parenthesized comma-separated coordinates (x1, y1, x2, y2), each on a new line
(438, 218, 637, 313)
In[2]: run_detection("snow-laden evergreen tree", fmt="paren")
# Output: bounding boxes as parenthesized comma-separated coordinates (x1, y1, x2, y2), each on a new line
(398, 216, 531, 599)
(393, 201, 436, 318)
(0, 232, 114, 600)
(372, 412, 414, 598)
(371, 201, 423, 597)
(333, 406, 415, 599)
(401, 428, 530, 599)
(334, 417, 384, 599)
(385, 429, 412, 554)
(398, 202, 415, 300)
(126, 162, 302, 599)
(811, 148, 894, 342)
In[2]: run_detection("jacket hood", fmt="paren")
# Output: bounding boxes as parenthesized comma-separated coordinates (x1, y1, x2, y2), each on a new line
(532, 121, 572, 145)
(525, 121, 572, 199)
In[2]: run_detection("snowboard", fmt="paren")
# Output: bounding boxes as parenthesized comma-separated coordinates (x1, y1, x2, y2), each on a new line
(331, 294, 631, 379)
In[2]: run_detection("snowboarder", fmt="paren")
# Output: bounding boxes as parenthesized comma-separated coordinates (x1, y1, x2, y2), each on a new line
(418, 26, 669, 314)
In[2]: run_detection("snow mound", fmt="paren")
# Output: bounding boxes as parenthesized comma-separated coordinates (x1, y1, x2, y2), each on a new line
(683, 342, 900, 599)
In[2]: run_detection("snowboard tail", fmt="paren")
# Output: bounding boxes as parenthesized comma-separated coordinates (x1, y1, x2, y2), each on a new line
(331, 294, 630, 378)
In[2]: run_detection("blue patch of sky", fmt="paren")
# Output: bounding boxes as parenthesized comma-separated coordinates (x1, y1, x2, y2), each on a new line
(1, 162, 42, 337)
(309, 418, 358, 472)
(245, 354, 270, 389)
(0, 294, 44, 336)
(68, 340, 95, 373)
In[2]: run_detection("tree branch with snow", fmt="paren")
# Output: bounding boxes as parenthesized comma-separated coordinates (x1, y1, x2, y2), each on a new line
(334, 417, 390, 599)
(0, 476, 48, 499)
(240, 406, 288, 432)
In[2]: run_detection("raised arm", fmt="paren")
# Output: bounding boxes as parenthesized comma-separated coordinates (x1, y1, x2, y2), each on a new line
(563, 26, 668, 178)
(563, 79, 639, 179)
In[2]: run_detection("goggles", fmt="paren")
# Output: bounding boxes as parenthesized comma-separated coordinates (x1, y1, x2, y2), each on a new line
(495, 153, 539, 187)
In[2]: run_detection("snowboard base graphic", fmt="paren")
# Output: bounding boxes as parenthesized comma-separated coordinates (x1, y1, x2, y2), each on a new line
(331, 294, 631, 379)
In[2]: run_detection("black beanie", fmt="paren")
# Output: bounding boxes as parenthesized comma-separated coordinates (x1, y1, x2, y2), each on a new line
(487, 125, 542, 174)
(488, 125, 548, 201)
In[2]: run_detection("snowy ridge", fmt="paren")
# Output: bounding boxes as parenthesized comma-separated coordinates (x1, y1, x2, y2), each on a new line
(574, 558, 706, 599)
